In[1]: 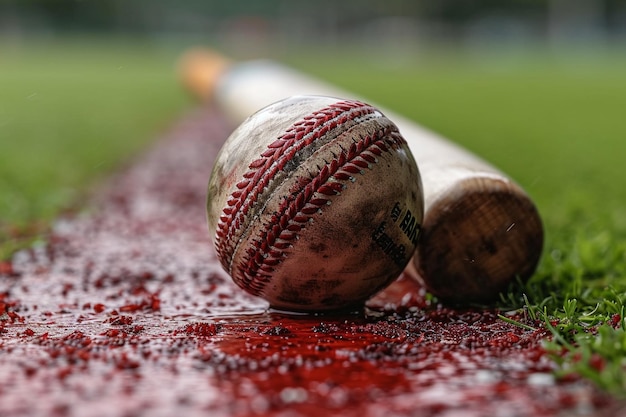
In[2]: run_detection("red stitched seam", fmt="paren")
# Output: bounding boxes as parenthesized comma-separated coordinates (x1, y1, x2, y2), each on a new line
(236, 128, 406, 296)
(215, 100, 379, 272)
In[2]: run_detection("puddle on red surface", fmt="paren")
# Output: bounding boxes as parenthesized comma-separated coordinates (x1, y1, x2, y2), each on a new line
(0, 107, 620, 417)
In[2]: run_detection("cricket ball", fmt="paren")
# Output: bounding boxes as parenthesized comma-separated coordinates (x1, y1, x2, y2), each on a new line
(207, 96, 424, 312)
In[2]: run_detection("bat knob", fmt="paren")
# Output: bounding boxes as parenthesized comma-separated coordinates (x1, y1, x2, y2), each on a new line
(178, 48, 231, 103)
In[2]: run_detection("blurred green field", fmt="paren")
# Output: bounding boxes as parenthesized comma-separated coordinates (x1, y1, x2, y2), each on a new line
(1, 38, 626, 394)
(0, 38, 190, 256)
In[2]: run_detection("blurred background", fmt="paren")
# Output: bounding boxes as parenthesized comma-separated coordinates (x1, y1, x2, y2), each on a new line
(1, 0, 626, 257)
(2, 0, 626, 51)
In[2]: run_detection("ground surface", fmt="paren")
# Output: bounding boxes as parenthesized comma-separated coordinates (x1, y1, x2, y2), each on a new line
(0, 107, 622, 417)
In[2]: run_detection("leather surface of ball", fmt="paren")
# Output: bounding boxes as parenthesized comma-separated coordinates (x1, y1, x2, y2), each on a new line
(207, 95, 424, 311)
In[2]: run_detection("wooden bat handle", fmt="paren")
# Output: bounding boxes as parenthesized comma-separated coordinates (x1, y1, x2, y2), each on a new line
(180, 50, 544, 304)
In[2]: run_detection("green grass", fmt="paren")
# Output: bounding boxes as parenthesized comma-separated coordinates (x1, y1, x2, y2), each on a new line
(0, 37, 190, 257)
(286, 46, 626, 396)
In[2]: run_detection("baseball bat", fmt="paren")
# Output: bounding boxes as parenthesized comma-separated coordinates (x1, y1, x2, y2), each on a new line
(179, 48, 544, 304)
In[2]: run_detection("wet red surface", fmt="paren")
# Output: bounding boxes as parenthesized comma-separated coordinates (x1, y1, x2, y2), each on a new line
(0, 107, 621, 416)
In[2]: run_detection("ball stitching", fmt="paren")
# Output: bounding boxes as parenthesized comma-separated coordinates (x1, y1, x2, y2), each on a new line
(213, 99, 408, 299)
(215, 100, 377, 271)
(237, 128, 405, 296)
